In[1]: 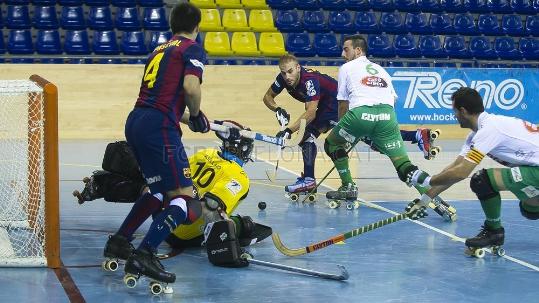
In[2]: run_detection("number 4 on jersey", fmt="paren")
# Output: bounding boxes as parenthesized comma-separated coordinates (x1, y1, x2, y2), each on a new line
(143, 53, 164, 88)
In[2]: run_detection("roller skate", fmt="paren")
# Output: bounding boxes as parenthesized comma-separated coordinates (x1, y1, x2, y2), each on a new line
(102, 234, 134, 272)
(464, 225, 505, 258)
(417, 128, 442, 160)
(326, 183, 360, 210)
(72, 171, 106, 204)
(123, 247, 174, 295)
(284, 176, 317, 203)
(429, 196, 457, 222)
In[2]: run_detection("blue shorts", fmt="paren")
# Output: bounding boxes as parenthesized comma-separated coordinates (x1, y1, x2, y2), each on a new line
(125, 107, 192, 194)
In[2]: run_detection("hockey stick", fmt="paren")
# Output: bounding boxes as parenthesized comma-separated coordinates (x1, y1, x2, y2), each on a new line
(265, 123, 286, 182)
(210, 119, 306, 148)
(272, 211, 412, 257)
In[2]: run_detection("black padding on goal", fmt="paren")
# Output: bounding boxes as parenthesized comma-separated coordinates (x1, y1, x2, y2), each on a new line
(102, 141, 143, 181)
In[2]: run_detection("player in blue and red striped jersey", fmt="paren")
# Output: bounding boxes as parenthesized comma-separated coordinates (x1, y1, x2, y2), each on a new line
(263, 54, 436, 198)
(104, 3, 210, 285)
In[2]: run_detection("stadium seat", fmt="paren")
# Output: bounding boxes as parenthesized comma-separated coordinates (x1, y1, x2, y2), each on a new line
(292, 0, 320, 10)
(510, 0, 535, 13)
(242, 0, 269, 8)
(368, 34, 395, 57)
(121, 31, 148, 55)
(5, 0, 30, 4)
(314, 33, 341, 57)
(148, 31, 172, 50)
(394, 0, 419, 11)
(143, 7, 168, 30)
(259, 32, 286, 56)
(394, 34, 420, 57)
(443, 35, 469, 58)
(33, 0, 56, 4)
(222, 9, 250, 31)
(36, 29, 62, 54)
(200, 8, 223, 31)
(7, 29, 33, 54)
(0, 34, 5, 54)
(60, 6, 85, 30)
(93, 30, 120, 55)
(380, 12, 405, 34)
(463, 0, 488, 12)
(519, 37, 539, 59)
(111, 0, 136, 6)
(478, 14, 501, 35)
(502, 14, 524, 36)
(405, 12, 431, 34)
(115, 7, 141, 31)
(204, 32, 234, 55)
(286, 33, 315, 57)
(303, 10, 327, 33)
(0, 9, 3, 28)
(88, 6, 113, 30)
(494, 37, 521, 59)
(231, 32, 260, 56)
(469, 36, 497, 59)
(329, 11, 355, 33)
(6, 5, 31, 29)
(275, 10, 302, 32)
(320, 0, 346, 10)
(64, 30, 90, 54)
(249, 9, 277, 31)
(216, 0, 243, 8)
(418, 35, 445, 57)
(85, 0, 111, 6)
(354, 11, 379, 33)
(486, 0, 512, 12)
(138, 0, 164, 6)
(417, 0, 443, 11)
(266, 0, 295, 9)
(440, 0, 465, 11)
(33, 6, 59, 29)
(369, 0, 396, 11)
(526, 15, 539, 36)
(189, 0, 218, 8)
(454, 13, 478, 34)
(430, 13, 454, 34)
(344, 0, 370, 10)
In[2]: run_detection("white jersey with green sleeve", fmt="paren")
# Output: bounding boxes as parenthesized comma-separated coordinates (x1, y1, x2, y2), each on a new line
(336, 56, 397, 110)
(459, 112, 539, 167)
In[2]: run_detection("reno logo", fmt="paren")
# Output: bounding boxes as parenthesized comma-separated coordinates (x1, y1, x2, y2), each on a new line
(361, 76, 388, 88)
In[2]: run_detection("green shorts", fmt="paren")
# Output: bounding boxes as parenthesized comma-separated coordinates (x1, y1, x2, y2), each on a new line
(493, 166, 539, 204)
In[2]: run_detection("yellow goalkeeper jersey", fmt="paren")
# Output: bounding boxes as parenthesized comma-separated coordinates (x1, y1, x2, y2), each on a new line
(172, 148, 250, 240)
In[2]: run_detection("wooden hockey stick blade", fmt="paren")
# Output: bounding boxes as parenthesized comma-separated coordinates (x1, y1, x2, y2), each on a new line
(247, 257, 349, 281)
(283, 119, 306, 147)
(272, 212, 409, 257)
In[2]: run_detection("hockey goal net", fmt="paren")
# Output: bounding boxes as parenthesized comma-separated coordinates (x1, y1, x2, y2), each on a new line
(0, 75, 60, 268)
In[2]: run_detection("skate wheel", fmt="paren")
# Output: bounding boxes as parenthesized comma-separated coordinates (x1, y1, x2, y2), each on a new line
(431, 129, 441, 140)
(307, 194, 316, 202)
(494, 247, 505, 257)
(449, 214, 458, 222)
(328, 200, 339, 209)
(346, 202, 354, 210)
(103, 259, 118, 272)
(72, 190, 80, 197)
(240, 252, 253, 260)
(474, 248, 485, 258)
(163, 286, 173, 294)
(289, 194, 299, 202)
(430, 147, 441, 157)
(82, 177, 90, 183)
(150, 281, 163, 295)
(124, 275, 137, 288)
(354, 201, 360, 209)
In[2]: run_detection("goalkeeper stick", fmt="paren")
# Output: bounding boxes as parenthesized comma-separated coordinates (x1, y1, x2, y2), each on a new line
(265, 123, 286, 182)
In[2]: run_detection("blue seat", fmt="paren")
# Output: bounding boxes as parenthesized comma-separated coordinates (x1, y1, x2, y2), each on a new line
(328, 11, 354, 33)
(115, 7, 141, 31)
(138, 0, 164, 6)
(486, 0, 512, 12)
(36, 29, 62, 54)
(275, 10, 302, 32)
(5, 0, 30, 4)
(6, 5, 31, 29)
(302, 10, 327, 33)
(369, 0, 395, 11)
(478, 14, 501, 35)
(463, 0, 488, 12)
(418, 35, 445, 57)
(405, 12, 431, 34)
(32, 0, 57, 4)
(33, 6, 59, 29)
(519, 37, 538, 60)
(85, 0, 111, 6)
(266, 0, 295, 9)
(502, 14, 524, 36)
(368, 34, 395, 57)
(121, 31, 148, 55)
(526, 15, 539, 36)
(443, 35, 469, 58)
(494, 37, 521, 59)
(510, 0, 535, 13)
(354, 11, 379, 33)
(314, 33, 341, 57)
(454, 13, 477, 34)
(320, 0, 346, 9)
(112, 0, 137, 6)
(440, 0, 465, 11)
(394, 0, 419, 11)
(59, 0, 84, 5)
(88, 6, 113, 30)
(0, 7, 4, 28)
(65, 30, 90, 54)
(394, 34, 419, 57)
(7, 29, 33, 54)
(469, 36, 497, 59)
(430, 13, 454, 34)
(343, 0, 369, 10)
(286, 33, 315, 57)
(0, 34, 6, 54)
(417, 0, 443, 11)
(148, 31, 172, 50)
(61, 6, 85, 30)
(292, 0, 320, 10)
(93, 30, 120, 55)
(380, 12, 405, 33)
(143, 7, 168, 30)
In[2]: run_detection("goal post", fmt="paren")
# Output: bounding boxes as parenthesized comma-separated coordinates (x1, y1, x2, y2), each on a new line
(0, 75, 60, 268)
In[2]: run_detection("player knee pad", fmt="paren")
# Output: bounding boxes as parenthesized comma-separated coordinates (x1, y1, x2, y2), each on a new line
(396, 162, 418, 182)
(324, 139, 348, 162)
(519, 201, 539, 220)
(470, 169, 499, 200)
(205, 220, 248, 268)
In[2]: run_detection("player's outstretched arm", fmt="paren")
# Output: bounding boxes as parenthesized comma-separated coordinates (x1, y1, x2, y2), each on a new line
(262, 87, 280, 112)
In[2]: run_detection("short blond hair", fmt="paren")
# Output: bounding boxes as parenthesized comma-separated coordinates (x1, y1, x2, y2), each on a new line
(278, 54, 299, 66)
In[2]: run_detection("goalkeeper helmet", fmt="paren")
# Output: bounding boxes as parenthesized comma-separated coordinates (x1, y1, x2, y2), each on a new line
(215, 120, 254, 163)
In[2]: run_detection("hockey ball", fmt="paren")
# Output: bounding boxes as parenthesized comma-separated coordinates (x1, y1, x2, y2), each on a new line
(258, 201, 267, 210)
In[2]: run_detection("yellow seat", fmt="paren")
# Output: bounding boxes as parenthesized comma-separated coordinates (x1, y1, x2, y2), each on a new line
(189, 0, 217, 8)
(215, 0, 243, 8)
(242, 0, 268, 9)
(259, 32, 286, 56)
(222, 9, 251, 31)
(231, 32, 260, 56)
(204, 32, 234, 56)
(249, 9, 276, 32)
(200, 9, 223, 31)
